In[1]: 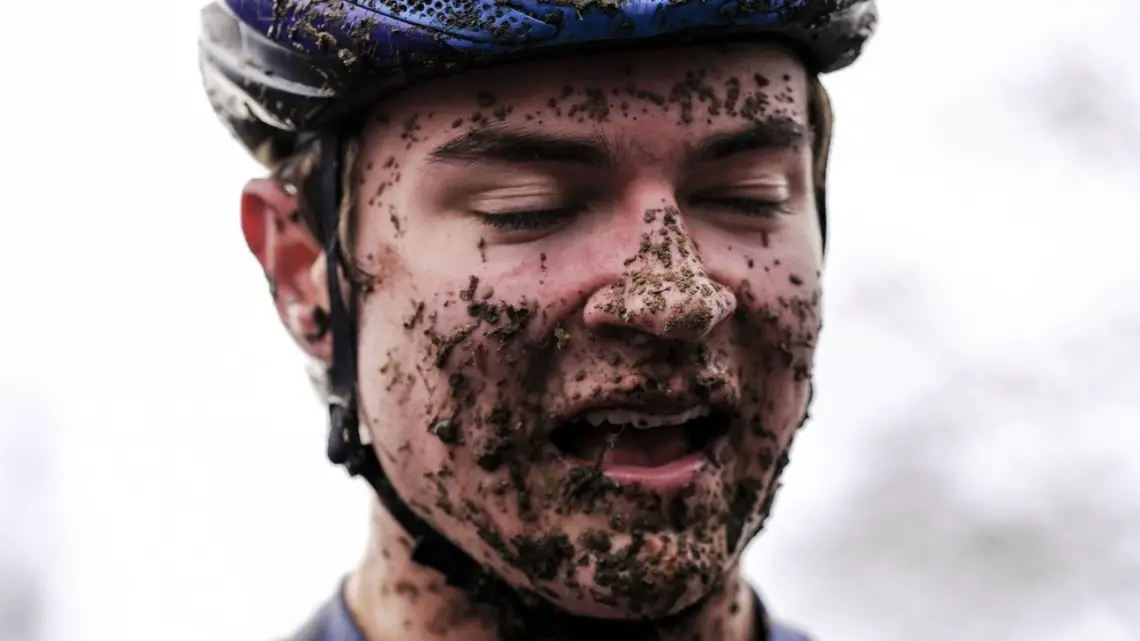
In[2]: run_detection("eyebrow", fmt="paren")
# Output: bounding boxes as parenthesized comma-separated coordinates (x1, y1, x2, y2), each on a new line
(426, 117, 810, 169)
(428, 127, 618, 168)
(691, 118, 812, 163)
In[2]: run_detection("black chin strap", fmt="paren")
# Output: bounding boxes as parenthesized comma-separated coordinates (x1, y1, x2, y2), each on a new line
(312, 132, 484, 588)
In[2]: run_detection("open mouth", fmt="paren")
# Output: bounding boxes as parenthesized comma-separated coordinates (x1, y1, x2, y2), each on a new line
(550, 405, 732, 468)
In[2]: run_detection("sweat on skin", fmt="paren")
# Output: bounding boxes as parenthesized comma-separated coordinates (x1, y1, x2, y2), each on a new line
(241, 42, 824, 641)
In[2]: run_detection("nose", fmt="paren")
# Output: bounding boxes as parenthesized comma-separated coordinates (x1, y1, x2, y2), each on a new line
(583, 206, 736, 341)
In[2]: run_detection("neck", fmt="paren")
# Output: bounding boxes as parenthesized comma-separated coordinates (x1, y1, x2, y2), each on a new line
(344, 498, 759, 641)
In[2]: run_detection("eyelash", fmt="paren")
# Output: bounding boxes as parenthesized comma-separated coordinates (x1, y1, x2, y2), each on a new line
(697, 197, 783, 218)
(473, 197, 780, 231)
(474, 207, 581, 231)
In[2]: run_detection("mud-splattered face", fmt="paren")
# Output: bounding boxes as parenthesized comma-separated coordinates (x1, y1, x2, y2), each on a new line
(351, 43, 821, 619)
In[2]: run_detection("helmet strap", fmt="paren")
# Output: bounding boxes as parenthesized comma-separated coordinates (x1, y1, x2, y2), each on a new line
(313, 131, 494, 593)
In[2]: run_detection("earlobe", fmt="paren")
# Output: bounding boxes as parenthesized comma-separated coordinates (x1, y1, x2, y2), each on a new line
(241, 178, 333, 365)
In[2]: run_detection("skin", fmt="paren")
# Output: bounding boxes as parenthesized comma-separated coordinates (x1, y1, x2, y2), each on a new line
(242, 42, 822, 641)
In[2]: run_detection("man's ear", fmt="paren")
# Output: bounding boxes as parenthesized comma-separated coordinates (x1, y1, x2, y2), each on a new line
(241, 178, 333, 365)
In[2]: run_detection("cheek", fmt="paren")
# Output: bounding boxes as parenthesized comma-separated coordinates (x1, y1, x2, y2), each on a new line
(717, 267, 820, 547)
(732, 261, 821, 436)
(353, 289, 509, 553)
(351, 263, 545, 494)
(355, 297, 439, 470)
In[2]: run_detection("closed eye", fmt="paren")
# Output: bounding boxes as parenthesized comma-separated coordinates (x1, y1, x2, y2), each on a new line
(693, 197, 784, 218)
(473, 207, 581, 231)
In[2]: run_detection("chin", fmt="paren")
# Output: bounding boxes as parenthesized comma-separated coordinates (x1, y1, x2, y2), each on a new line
(535, 564, 722, 619)
(477, 517, 737, 620)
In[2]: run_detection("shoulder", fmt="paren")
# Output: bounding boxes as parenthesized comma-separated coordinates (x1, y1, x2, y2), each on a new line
(280, 591, 364, 641)
(768, 622, 814, 641)
(283, 583, 810, 641)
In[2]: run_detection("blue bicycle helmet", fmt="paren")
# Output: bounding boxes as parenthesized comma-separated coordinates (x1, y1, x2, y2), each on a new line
(200, 0, 876, 166)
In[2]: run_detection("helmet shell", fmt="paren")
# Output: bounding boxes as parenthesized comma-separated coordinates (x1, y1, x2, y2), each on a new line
(199, 0, 877, 165)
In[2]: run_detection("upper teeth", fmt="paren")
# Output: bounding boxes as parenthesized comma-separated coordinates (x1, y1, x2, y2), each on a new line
(581, 406, 710, 429)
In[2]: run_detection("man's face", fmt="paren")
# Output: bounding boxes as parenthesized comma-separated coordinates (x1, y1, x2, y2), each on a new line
(350, 43, 820, 618)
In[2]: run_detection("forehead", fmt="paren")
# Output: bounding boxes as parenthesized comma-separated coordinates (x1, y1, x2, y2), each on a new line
(364, 42, 810, 157)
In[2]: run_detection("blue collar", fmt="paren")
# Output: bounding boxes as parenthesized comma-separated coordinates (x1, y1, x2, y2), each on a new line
(290, 583, 812, 641)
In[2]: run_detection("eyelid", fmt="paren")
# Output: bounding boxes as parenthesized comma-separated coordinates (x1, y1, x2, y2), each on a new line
(691, 182, 789, 204)
(469, 180, 563, 198)
(688, 160, 794, 191)
(733, 177, 789, 189)
(470, 192, 565, 210)
(454, 170, 565, 196)
(716, 178, 789, 197)
(462, 177, 566, 206)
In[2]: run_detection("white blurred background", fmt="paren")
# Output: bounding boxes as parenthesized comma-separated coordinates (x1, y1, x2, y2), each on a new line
(1, 1, 1137, 640)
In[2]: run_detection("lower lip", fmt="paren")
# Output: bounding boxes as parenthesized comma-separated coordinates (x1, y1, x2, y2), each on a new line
(565, 451, 712, 493)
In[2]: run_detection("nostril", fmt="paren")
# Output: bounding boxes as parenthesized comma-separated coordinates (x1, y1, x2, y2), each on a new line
(663, 300, 717, 336)
(587, 324, 655, 346)
(583, 275, 736, 340)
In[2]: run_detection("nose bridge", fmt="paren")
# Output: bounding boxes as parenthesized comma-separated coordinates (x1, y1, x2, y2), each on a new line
(584, 205, 737, 340)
